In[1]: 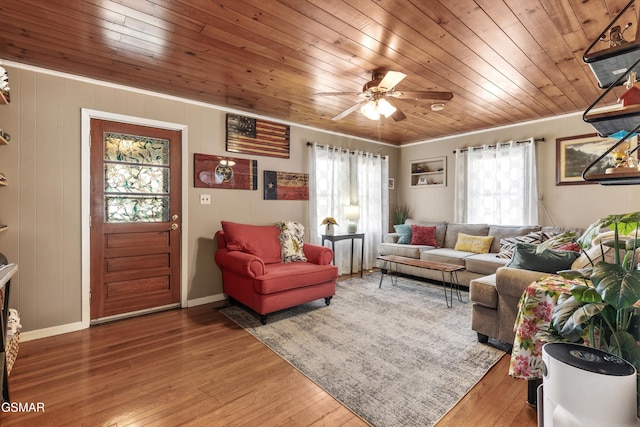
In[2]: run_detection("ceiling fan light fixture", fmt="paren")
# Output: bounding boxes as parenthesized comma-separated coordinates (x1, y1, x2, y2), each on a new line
(378, 98, 397, 118)
(360, 100, 380, 120)
(431, 103, 445, 111)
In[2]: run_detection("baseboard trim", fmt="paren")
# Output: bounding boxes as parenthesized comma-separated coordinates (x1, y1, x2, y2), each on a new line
(187, 293, 227, 307)
(20, 293, 227, 341)
(20, 321, 85, 342)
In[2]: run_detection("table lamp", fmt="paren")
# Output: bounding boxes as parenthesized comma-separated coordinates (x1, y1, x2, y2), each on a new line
(345, 205, 360, 234)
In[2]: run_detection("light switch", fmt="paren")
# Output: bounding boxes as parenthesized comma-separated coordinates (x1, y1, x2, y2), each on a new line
(200, 194, 211, 205)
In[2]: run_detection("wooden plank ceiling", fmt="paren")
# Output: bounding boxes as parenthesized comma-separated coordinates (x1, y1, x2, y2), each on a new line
(0, 0, 637, 145)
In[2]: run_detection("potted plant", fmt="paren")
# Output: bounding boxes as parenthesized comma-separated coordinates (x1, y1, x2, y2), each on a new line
(321, 217, 338, 235)
(539, 212, 640, 412)
(393, 204, 410, 225)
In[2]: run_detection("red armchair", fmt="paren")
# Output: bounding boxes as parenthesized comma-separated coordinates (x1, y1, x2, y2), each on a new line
(215, 221, 338, 324)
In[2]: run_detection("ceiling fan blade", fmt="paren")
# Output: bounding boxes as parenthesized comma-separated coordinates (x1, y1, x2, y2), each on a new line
(377, 71, 407, 91)
(332, 100, 367, 120)
(390, 90, 453, 101)
(315, 91, 362, 96)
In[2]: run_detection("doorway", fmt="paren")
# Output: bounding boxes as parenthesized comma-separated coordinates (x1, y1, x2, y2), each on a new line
(82, 110, 188, 325)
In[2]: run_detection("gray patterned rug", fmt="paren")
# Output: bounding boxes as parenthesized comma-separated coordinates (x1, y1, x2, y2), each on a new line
(220, 274, 507, 427)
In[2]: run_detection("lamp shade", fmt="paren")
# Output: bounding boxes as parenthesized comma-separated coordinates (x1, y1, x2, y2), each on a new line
(377, 98, 397, 118)
(360, 101, 380, 120)
(345, 205, 360, 220)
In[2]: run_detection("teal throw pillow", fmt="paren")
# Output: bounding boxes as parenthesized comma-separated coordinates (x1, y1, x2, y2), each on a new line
(507, 243, 579, 273)
(394, 224, 412, 244)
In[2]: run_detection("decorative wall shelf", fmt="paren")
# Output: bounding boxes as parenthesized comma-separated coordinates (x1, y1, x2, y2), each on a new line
(582, 0, 640, 88)
(581, 1, 640, 185)
(410, 156, 446, 187)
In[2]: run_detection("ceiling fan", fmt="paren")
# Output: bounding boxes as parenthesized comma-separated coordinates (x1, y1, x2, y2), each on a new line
(316, 70, 453, 122)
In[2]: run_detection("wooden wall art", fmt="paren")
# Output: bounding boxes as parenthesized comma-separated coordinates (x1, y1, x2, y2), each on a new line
(226, 113, 290, 159)
(264, 170, 309, 200)
(194, 153, 257, 190)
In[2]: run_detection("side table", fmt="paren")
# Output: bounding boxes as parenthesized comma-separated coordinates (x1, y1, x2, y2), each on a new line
(321, 233, 364, 277)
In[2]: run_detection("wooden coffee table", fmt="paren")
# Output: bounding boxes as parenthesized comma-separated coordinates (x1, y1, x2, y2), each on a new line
(377, 255, 464, 308)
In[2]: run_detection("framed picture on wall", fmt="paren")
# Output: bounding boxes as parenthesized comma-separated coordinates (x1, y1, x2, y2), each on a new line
(555, 133, 633, 185)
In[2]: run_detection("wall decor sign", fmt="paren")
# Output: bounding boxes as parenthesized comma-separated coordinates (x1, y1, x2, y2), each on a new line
(556, 133, 637, 185)
(226, 113, 290, 159)
(194, 153, 257, 190)
(264, 170, 309, 200)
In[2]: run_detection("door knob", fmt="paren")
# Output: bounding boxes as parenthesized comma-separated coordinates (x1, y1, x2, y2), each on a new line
(167, 223, 179, 231)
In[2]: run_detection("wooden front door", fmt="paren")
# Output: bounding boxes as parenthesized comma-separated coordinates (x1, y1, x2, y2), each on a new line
(90, 119, 181, 322)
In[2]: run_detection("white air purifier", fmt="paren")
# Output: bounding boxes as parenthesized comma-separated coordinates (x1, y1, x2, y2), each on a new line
(539, 342, 640, 427)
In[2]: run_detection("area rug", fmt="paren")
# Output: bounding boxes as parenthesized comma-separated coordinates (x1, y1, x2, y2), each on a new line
(220, 274, 507, 427)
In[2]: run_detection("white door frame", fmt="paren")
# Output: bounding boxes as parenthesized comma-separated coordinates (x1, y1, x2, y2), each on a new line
(80, 109, 189, 328)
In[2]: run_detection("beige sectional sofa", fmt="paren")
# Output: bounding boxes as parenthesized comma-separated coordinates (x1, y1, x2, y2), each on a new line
(469, 267, 551, 345)
(377, 219, 541, 287)
(378, 219, 585, 347)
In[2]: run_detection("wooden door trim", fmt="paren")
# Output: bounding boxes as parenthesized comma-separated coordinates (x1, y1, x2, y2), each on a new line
(81, 109, 189, 328)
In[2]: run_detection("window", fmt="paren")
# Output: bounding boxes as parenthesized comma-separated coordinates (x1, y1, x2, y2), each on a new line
(309, 143, 389, 274)
(454, 139, 538, 225)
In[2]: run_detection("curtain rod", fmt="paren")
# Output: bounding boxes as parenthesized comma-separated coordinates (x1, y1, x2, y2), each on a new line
(306, 141, 386, 158)
(453, 137, 545, 154)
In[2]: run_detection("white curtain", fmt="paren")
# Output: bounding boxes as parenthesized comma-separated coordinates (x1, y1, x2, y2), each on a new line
(454, 138, 538, 225)
(309, 143, 388, 274)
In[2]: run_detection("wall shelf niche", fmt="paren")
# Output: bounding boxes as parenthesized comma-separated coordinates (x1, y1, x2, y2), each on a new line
(410, 156, 446, 187)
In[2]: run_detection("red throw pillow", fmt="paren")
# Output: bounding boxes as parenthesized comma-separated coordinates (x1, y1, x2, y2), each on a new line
(411, 225, 437, 246)
(221, 221, 282, 264)
(557, 242, 581, 252)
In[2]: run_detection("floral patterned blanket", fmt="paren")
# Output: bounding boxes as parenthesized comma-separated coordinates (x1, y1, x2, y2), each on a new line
(509, 275, 588, 379)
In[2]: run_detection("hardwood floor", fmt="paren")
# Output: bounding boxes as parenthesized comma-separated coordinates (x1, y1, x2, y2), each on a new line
(0, 303, 538, 426)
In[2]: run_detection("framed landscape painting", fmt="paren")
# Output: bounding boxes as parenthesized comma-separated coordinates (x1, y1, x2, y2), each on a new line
(556, 133, 616, 185)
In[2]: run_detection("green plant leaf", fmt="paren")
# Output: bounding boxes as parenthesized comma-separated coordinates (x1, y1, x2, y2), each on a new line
(614, 212, 640, 236)
(553, 295, 606, 341)
(591, 263, 640, 310)
(610, 330, 640, 370)
(558, 268, 592, 280)
(570, 284, 602, 303)
(558, 270, 583, 280)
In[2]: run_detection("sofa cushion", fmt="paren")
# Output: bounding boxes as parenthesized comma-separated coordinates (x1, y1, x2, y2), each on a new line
(276, 220, 307, 263)
(444, 223, 489, 249)
(255, 262, 338, 294)
(378, 242, 434, 259)
(406, 219, 447, 248)
(420, 248, 473, 266)
(497, 231, 545, 259)
(411, 225, 437, 246)
(507, 243, 579, 273)
(465, 253, 510, 275)
(394, 224, 412, 244)
(469, 274, 498, 309)
(488, 225, 541, 253)
(221, 221, 282, 264)
(454, 233, 494, 254)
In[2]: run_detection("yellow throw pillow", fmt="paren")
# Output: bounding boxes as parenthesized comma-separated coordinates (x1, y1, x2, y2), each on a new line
(454, 233, 494, 254)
